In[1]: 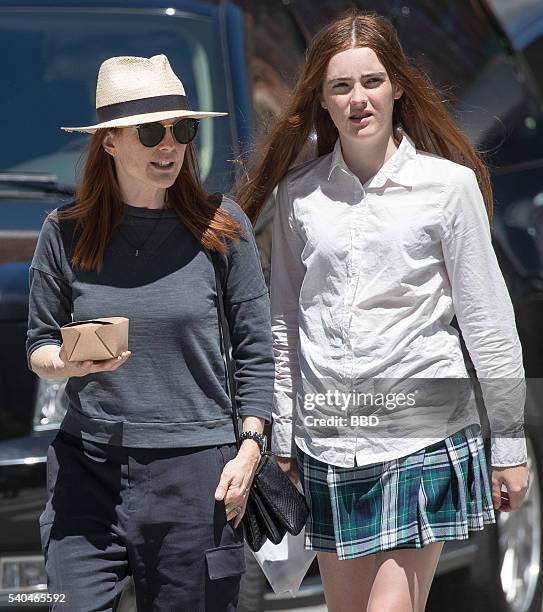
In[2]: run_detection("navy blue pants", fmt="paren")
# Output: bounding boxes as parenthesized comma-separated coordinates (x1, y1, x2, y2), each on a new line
(39, 431, 245, 611)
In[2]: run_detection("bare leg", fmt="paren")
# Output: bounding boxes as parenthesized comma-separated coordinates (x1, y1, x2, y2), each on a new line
(317, 551, 377, 612)
(366, 542, 444, 612)
(317, 542, 444, 612)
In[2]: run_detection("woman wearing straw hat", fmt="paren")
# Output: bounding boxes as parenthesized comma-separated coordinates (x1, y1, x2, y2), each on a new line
(26, 54, 273, 611)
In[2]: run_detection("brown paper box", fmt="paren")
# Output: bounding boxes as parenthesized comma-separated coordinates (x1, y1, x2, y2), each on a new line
(60, 317, 129, 361)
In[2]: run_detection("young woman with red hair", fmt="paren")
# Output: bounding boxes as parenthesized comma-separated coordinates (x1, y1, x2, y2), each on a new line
(238, 11, 529, 612)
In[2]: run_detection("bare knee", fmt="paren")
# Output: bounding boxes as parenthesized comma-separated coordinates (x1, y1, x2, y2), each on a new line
(366, 543, 443, 612)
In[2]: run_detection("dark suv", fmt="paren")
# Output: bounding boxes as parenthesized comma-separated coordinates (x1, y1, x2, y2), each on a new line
(1, 2, 542, 612)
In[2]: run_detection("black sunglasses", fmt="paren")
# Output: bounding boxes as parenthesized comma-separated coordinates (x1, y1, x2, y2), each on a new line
(135, 118, 200, 147)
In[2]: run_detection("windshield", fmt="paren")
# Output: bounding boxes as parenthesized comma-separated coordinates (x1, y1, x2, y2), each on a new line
(0, 6, 233, 193)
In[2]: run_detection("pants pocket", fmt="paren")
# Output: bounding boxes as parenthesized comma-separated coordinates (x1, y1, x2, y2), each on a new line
(205, 542, 246, 579)
(204, 542, 245, 612)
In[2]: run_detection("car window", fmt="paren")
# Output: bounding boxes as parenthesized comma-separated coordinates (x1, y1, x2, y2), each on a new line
(0, 7, 232, 192)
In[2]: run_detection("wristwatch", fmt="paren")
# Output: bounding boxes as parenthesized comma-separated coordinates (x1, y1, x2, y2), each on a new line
(239, 430, 267, 453)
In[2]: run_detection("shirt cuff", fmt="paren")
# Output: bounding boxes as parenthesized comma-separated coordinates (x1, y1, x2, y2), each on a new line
(271, 417, 296, 457)
(491, 436, 527, 467)
(237, 404, 272, 423)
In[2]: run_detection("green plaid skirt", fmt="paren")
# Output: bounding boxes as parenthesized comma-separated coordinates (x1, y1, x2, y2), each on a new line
(296, 424, 495, 560)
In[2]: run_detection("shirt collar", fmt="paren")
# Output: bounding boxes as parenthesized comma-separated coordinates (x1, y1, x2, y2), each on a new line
(328, 138, 350, 181)
(327, 131, 417, 189)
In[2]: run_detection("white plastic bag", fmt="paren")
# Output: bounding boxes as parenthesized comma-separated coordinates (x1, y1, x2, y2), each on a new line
(252, 529, 316, 595)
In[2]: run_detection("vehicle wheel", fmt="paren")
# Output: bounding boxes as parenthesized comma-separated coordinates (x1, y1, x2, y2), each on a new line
(428, 437, 542, 612)
(459, 436, 541, 612)
(238, 544, 267, 612)
(496, 436, 543, 612)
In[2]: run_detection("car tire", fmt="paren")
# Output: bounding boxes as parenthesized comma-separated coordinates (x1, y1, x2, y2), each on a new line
(431, 436, 543, 612)
(238, 544, 267, 612)
(493, 436, 543, 612)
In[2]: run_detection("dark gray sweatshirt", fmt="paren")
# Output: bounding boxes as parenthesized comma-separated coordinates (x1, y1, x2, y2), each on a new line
(26, 196, 273, 448)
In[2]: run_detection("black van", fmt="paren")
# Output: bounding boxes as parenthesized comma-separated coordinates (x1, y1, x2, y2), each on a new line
(1, 1, 542, 611)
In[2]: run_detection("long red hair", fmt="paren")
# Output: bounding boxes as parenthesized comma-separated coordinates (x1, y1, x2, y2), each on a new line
(58, 129, 241, 272)
(236, 10, 493, 223)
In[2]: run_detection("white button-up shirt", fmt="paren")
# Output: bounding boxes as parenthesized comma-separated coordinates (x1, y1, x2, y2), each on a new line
(270, 133, 526, 468)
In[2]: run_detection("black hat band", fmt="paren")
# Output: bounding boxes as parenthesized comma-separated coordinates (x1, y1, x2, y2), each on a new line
(96, 94, 190, 123)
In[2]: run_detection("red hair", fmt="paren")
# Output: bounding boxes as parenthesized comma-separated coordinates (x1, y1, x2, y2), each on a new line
(236, 10, 492, 224)
(58, 129, 241, 272)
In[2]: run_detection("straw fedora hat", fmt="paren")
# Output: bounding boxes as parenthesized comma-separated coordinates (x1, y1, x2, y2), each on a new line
(61, 54, 227, 133)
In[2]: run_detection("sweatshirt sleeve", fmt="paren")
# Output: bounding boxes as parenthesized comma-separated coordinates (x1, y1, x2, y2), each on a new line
(269, 179, 306, 457)
(26, 212, 72, 369)
(440, 167, 527, 467)
(220, 198, 274, 423)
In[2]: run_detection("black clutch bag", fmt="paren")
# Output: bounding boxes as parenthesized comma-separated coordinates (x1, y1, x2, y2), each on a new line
(209, 249, 309, 552)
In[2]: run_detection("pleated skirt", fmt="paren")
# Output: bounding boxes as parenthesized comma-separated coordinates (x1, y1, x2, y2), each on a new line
(296, 424, 495, 560)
